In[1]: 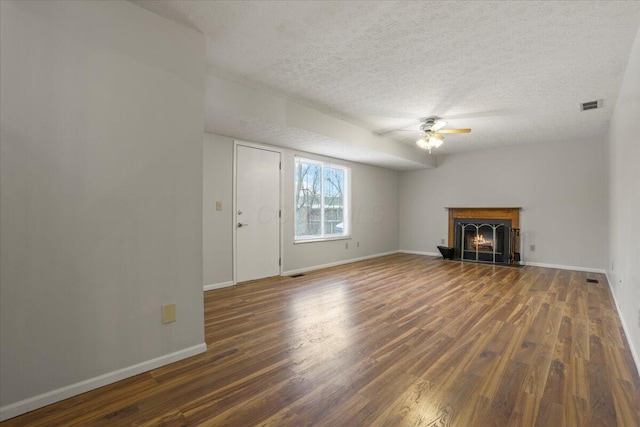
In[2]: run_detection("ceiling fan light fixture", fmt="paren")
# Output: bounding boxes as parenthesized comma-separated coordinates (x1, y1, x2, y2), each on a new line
(416, 132, 444, 153)
(430, 134, 444, 147)
(416, 136, 430, 150)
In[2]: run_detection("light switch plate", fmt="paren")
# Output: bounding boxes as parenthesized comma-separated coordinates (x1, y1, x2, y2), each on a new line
(215, 201, 222, 211)
(162, 304, 176, 324)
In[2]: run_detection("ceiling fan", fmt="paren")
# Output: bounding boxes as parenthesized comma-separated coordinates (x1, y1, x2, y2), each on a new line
(414, 117, 471, 153)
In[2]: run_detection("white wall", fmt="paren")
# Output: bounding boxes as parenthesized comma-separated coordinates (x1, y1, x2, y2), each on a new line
(203, 134, 234, 288)
(0, 0, 205, 419)
(399, 138, 608, 270)
(607, 25, 640, 368)
(202, 133, 399, 283)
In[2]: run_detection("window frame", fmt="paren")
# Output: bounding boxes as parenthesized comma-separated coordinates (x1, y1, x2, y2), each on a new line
(293, 156, 351, 243)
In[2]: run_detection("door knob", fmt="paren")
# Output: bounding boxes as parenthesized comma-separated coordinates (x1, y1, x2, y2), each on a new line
(237, 222, 249, 228)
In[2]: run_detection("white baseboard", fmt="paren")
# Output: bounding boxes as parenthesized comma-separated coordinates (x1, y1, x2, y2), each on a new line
(525, 261, 606, 274)
(399, 250, 441, 257)
(282, 250, 400, 276)
(0, 343, 207, 422)
(604, 272, 640, 379)
(204, 281, 234, 292)
(399, 252, 605, 273)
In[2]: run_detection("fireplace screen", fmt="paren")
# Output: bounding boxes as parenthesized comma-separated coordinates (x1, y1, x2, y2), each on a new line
(458, 223, 508, 263)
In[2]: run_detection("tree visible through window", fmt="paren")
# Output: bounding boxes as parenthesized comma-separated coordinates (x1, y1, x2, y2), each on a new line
(295, 157, 350, 241)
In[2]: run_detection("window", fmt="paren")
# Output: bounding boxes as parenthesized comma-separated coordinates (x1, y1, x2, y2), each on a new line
(295, 157, 350, 241)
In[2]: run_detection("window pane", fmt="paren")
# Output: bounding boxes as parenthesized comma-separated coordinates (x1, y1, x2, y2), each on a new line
(324, 167, 344, 235)
(295, 157, 350, 241)
(295, 161, 322, 238)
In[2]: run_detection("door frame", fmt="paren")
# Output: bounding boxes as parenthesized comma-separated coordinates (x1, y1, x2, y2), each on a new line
(233, 140, 284, 284)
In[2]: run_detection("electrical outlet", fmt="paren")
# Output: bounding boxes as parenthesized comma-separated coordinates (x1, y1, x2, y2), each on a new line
(215, 201, 222, 211)
(530, 244, 536, 252)
(162, 304, 176, 324)
(441, 238, 445, 245)
(345, 242, 348, 249)
(357, 241, 360, 247)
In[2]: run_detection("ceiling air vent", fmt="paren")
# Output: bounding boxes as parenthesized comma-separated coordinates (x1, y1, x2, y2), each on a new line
(580, 99, 603, 111)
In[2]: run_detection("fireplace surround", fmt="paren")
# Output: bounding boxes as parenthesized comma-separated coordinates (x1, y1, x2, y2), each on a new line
(446, 207, 521, 265)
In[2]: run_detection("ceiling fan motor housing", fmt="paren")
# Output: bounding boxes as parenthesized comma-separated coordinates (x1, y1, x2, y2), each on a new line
(420, 117, 439, 132)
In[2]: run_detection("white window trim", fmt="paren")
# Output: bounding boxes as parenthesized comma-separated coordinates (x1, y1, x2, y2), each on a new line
(294, 156, 351, 243)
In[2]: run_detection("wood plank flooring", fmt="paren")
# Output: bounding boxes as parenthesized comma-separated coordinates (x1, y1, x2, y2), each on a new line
(3, 253, 639, 426)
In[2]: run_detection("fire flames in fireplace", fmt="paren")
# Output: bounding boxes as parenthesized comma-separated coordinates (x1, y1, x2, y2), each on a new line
(469, 233, 493, 251)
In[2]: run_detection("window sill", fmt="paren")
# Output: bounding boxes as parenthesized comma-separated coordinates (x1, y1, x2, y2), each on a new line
(294, 235, 352, 244)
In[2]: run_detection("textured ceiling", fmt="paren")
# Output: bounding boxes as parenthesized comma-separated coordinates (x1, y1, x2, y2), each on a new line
(133, 0, 640, 167)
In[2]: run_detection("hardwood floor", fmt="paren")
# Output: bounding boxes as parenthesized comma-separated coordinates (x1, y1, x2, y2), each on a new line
(3, 253, 639, 426)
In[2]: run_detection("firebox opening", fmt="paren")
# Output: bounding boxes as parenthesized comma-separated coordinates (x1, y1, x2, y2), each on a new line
(466, 230, 498, 253)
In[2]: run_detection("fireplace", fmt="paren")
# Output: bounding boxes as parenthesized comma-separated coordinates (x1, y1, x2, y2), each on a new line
(446, 207, 521, 265)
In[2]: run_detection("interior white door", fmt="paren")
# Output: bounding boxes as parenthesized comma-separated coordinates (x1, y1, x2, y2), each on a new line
(235, 145, 280, 283)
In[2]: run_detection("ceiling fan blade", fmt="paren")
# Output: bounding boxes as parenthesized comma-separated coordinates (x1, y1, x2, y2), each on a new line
(430, 120, 448, 132)
(439, 128, 471, 134)
(376, 121, 422, 135)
